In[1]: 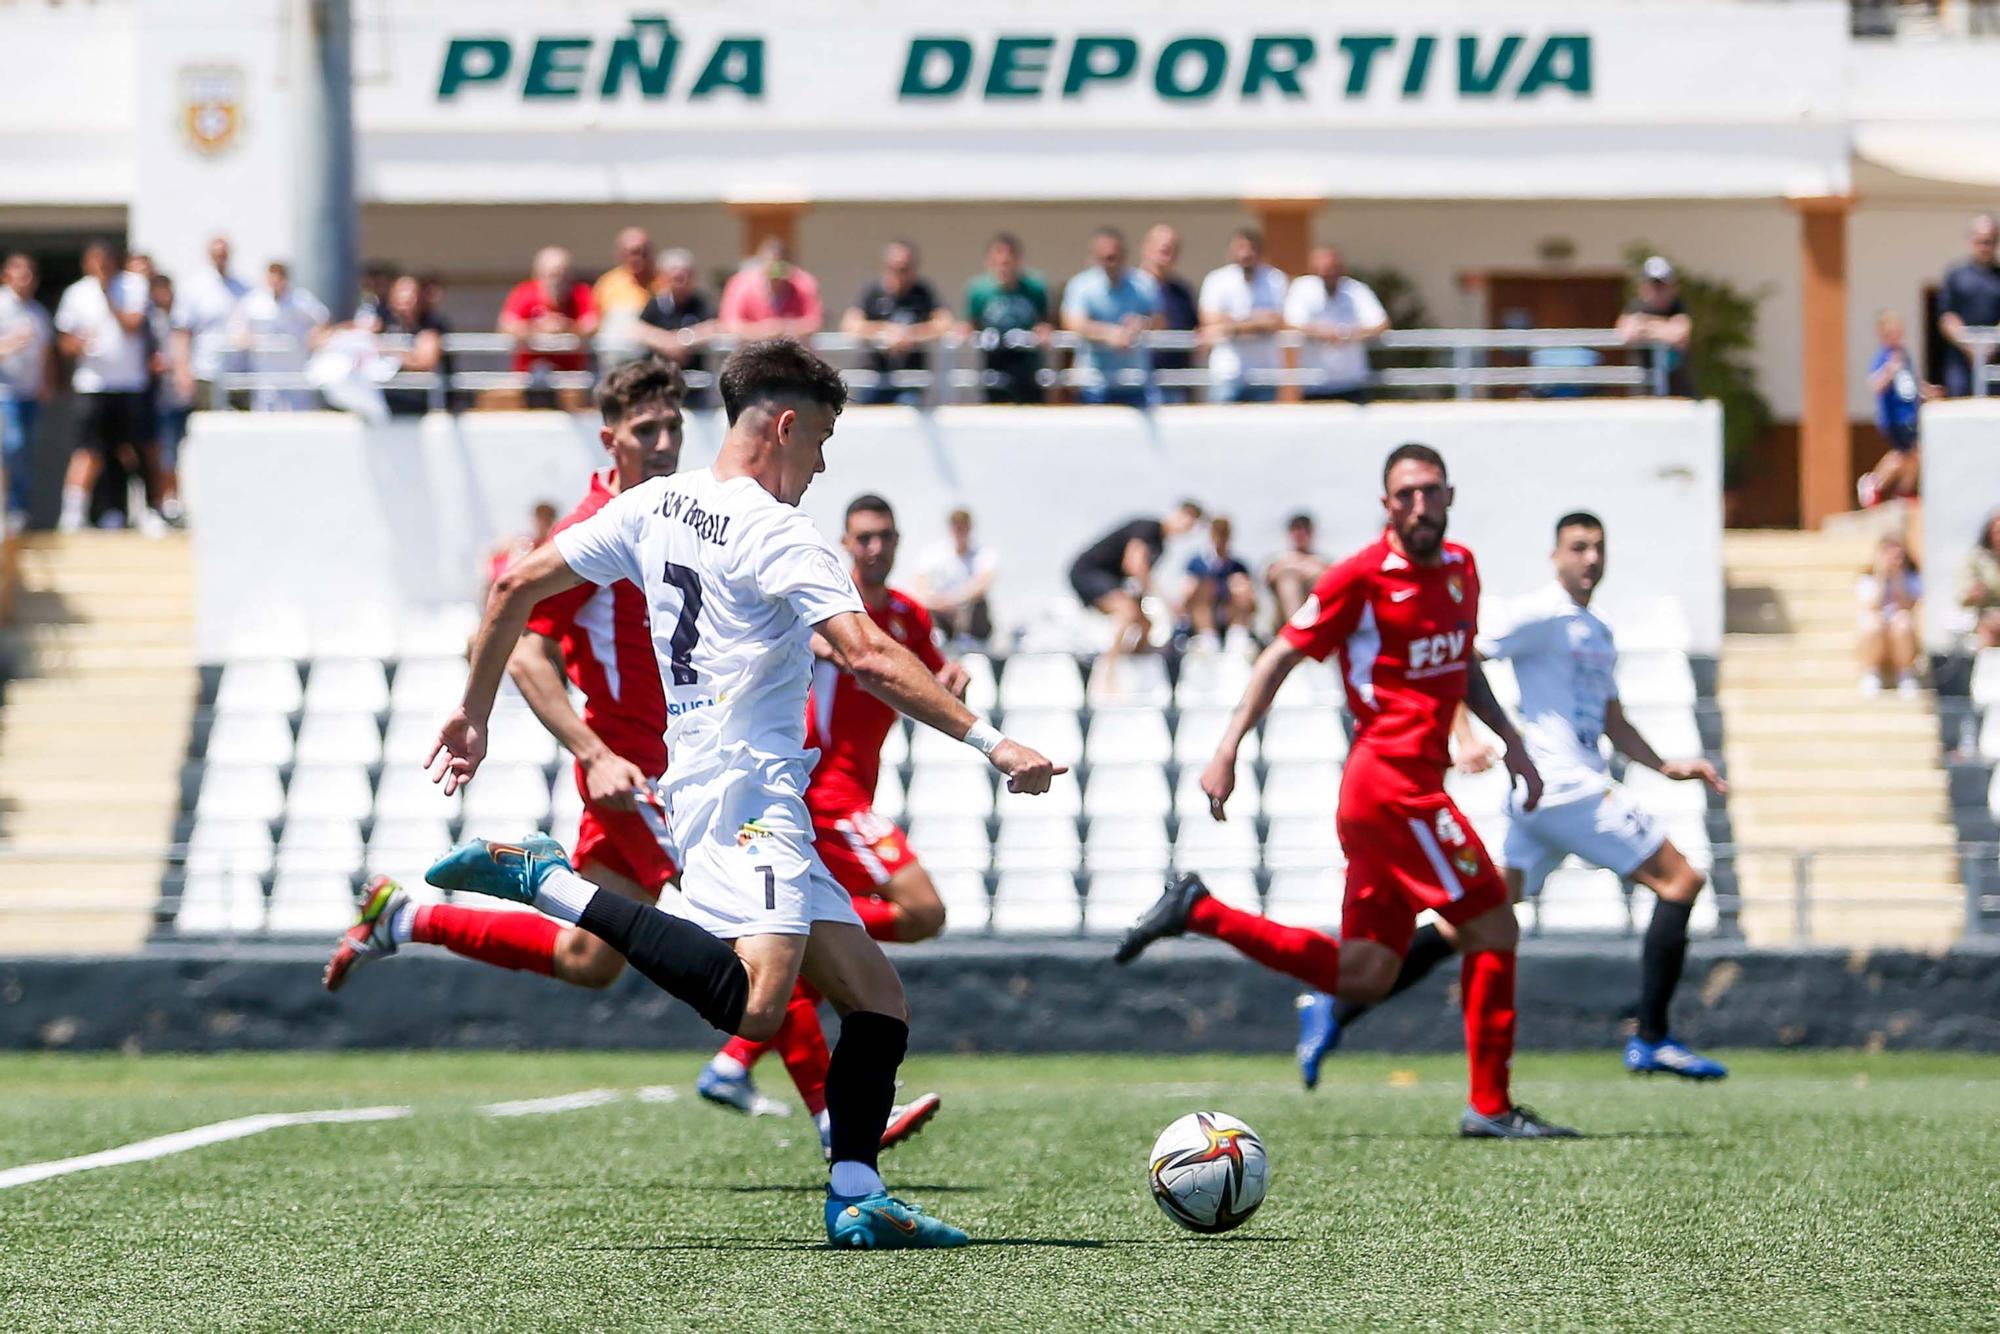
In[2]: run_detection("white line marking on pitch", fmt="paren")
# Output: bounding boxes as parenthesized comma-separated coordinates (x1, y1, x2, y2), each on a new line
(635, 1085, 679, 1104)
(479, 1088, 624, 1118)
(0, 1105, 411, 1191)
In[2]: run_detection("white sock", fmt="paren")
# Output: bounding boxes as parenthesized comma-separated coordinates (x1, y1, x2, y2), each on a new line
(58, 486, 85, 528)
(389, 901, 419, 945)
(708, 1053, 748, 1080)
(814, 1109, 831, 1138)
(829, 1160, 885, 1199)
(531, 866, 599, 923)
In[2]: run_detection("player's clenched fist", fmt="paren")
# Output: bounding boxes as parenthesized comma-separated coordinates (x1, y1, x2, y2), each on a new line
(426, 709, 487, 796)
(990, 739, 1067, 794)
(1200, 748, 1238, 821)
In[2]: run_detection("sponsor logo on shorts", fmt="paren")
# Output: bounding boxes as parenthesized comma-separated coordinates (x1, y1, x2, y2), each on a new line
(1453, 849, 1482, 878)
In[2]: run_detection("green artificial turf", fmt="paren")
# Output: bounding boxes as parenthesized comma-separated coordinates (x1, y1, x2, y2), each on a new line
(1, 1050, 1994, 1332)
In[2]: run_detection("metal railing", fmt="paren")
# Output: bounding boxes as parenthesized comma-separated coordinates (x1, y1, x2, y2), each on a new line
(1960, 328, 2000, 396)
(213, 327, 1680, 412)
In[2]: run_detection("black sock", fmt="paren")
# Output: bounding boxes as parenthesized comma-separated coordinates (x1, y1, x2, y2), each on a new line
(1332, 923, 1455, 1028)
(825, 1011, 909, 1173)
(1638, 898, 1694, 1044)
(575, 892, 748, 1034)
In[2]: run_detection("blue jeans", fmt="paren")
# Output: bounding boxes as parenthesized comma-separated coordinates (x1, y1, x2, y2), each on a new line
(0, 395, 40, 521)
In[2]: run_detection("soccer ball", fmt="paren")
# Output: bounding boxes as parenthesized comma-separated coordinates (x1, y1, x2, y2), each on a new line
(1147, 1111, 1268, 1233)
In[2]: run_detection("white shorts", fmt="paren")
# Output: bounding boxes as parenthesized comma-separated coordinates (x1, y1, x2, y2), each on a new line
(1500, 786, 1666, 896)
(660, 755, 863, 940)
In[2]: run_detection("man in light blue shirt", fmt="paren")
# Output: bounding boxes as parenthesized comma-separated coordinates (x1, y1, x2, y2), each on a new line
(1060, 227, 1160, 408)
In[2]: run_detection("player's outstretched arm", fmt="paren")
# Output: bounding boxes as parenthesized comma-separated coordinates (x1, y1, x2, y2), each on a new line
(506, 630, 646, 810)
(429, 543, 586, 794)
(817, 610, 1066, 794)
(1465, 655, 1543, 811)
(1603, 698, 1727, 794)
(1201, 637, 1306, 820)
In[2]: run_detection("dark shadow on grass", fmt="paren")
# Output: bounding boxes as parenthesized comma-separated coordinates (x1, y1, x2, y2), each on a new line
(716, 1183, 984, 1195)
(574, 1234, 1310, 1253)
(1327, 1130, 1694, 1143)
(426, 1181, 985, 1195)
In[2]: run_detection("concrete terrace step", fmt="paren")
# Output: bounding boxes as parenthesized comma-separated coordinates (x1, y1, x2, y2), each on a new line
(1724, 736, 1941, 768)
(1722, 709, 1938, 739)
(1727, 790, 1949, 823)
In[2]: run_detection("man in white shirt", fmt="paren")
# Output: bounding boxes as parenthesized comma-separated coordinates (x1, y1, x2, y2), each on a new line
(0, 254, 55, 531)
(230, 261, 330, 411)
(172, 234, 250, 409)
(423, 339, 1063, 1249)
(1197, 228, 1288, 403)
(912, 506, 998, 644)
(1284, 247, 1390, 403)
(53, 240, 152, 532)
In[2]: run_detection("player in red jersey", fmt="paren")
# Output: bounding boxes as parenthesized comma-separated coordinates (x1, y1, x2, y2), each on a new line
(1116, 444, 1577, 1138)
(694, 493, 962, 1150)
(323, 358, 693, 991)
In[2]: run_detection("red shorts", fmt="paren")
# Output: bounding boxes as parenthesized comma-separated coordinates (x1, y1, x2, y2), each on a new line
(811, 805, 920, 898)
(1337, 780, 1506, 956)
(573, 799, 679, 898)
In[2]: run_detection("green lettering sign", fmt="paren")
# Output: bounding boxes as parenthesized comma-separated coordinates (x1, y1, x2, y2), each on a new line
(1155, 36, 1227, 101)
(1242, 35, 1313, 98)
(986, 36, 1055, 99)
(437, 37, 511, 100)
(600, 16, 678, 99)
(901, 36, 972, 98)
(1402, 34, 1435, 97)
(1517, 35, 1591, 96)
(689, 37, 763, 98)
(522, 36, 591, 100)
(1337, 34, 1392, 97)
(1456, 34, 1522, 97)
(1063, 35, 1139, 97)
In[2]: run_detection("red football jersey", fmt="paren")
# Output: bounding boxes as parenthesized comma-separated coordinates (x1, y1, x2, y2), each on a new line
(805, 587, 945, 816)
(1280, 534, 1481, 779)
(524, 470, 669, 777)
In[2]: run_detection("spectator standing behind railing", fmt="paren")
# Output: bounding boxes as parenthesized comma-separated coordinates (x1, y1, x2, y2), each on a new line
(0, 254, 54, 534)
(593, 227, 657, 341)
(962, 233, 1049, 405)
(913, 506, 998, 647)
(1958, 509, 2000, 649)
(1857, 309, 1937, 508)
(352, 260, 396, 333)
(1937, 213, 2000, 398)
(1198, 228, 1288, 404)
(231, 261, 330, 412)
(1857, 535, 1922, 697)
(499, 246, 598, 408)
(717, 238, 823, 340)
(1140, 224, 1199, 404)
(844, 240, 952, 406)
(1263, 510, 1330, 632)
(1616, 256, 1694, 396)
(381, 274, 449, 418)
(1284, 246, 1390, 403)
(630, 249, 717, 403)
(53, 240, 150, 532)
(1060, 226, 1160, 408)
(147, 272, 189, 527)
(173, 235, 248, 410)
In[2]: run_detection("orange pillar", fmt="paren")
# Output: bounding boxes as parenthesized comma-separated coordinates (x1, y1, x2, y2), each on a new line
(1245, 198, 1323, 402)
(1792, 196, 1853, 530)
(728, 200, 809, 260)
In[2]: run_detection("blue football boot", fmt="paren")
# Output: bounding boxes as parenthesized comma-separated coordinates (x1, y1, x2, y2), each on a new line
(1624, 1035, 1728, 1080)
(425, 833, 571, 905)
(825, 1191, 970, 1250)
(1295, 991, 1341, 1091)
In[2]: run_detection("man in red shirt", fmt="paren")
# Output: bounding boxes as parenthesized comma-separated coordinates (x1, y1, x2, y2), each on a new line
(499, 246, 599, 392)
(323, 357, 684, 991)
(695, 492, 964, 1149)
(1115, 444, 1577, 1139)
(716, 238, 824, 341)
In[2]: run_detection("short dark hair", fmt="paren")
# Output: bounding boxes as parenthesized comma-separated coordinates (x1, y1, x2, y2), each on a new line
(1555, 510, 1604, 540)
(1092, 225, 1126, 248)
(596, 356, 685, 425)
(1285, 511, 1314, 530)
(1176, 498, 1205, 520)
(1232, 226, 1264, 250)
(989, 232, 1022, 255)
(1383, 443, 1447, 487)
(846, 493, 895, 525)
(362, 260, 396, 281)
(718, 338, 848, 425)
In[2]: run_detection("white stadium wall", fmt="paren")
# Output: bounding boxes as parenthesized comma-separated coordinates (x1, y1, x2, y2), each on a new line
(1917, 400, 2000, 650)
(185, 401, 1723, 660)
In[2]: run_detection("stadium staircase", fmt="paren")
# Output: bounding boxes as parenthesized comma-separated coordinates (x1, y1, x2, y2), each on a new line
(0, 532, 196, 953)
(1719, 526, 1962, 949)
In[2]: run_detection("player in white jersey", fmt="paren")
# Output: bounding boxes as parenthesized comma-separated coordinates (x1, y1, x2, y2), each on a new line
(423, 340, 1065, 1249)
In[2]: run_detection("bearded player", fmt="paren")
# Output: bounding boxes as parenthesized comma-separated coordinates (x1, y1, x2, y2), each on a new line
(323, 357, 689, 992)
(695, 493, 961, 1151)
(1116, 443, 1577, 1139)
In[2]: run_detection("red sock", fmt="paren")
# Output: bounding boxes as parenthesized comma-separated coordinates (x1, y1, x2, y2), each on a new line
(850, 895, 900, 941)
(718, 1034, 772, 1069)
(1186, 894, 1340, 992)
(771, 981, 830, 1116)
(412, 904, 559, 976)
(1461, 950, 1516, 1117)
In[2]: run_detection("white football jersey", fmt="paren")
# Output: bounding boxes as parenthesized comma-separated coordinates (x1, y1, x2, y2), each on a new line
(553, 468, 864, 788)
(1477, 581, 1618, 806)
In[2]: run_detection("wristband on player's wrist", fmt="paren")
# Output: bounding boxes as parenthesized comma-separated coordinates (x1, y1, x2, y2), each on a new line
(962, 719, 1004, 757)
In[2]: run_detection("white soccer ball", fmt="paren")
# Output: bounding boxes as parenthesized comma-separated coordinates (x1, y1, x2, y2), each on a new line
(1147, 1111, 1268, 1233)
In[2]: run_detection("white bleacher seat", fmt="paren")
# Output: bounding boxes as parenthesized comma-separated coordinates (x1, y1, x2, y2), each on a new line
(176, 872, 266, 934)
(1083, 818, 1171, 873)
(1272, 658, 1340, 710)
(1086, 707, 1171, 766)
(1622, 706, 1702, 762)
(1615, 652, 1696, 707)
(205, 714, 294, 767)
(998, 653, 1084, 710)
(911, 721, 991, 770)
(999, 709, 1084, 769)
(266, 873, 359, 933)
(549, 768, 585, 820)
(1611, 597, 1692, 654)
(286, 764, 375, 822)
(1260, 710, 1348, 764)
(303, 658, 390, 716)
(185, 819, 275, 877)
(1535, 865, 1631, 932)
(902, 765, 994, 820)
(293, 713, 383, 767)
(1202, 870, 1262, 912)
(1174, 651, 1253, 709)
(1088, 655, 1170, 708)
(1445, 764, 1514, 821)
(995, 771, 1081, 820)
(1621, 765, 1711, 819)
(276, 818, 364, 876)
(460, 762, 553, 828)
(1662, 813, 1713, 870)
(388, 657, 469, 714)
(1173, 708, 1260, 765)
(485, 706, 560, 766)
(1258, 762, 1341, 821)
(1084, 764, 1172, 820)
(196, 764, 286, 823)
(1478, 658, 1521, 711)
(993, 816, 1081, 872)
(1083, 871, 1170, 933)
(310, 603, 397, 661)
(903, 817, 991, 873)
(215, 659, 302, 714)
(374, 764, 463, 823)
(989, 870, 1081, 933)
(1264, 872, 1340, 931)
(221, 606, 308, 661)
(381, 713, 443, 768)
(958, 654, 1000, 714)
(880, 719, 909, 768)
(933, 870, 991, 935)
(1263, 817, 1343, 871)
(1973, 647, 2000, 711)
(396, 604, 481, 659)
(1173, 816, 1260, 871)
(1176, 761, 1259, 821)
(368, 816, 450, 856)
(874, 767, 905, 822)
(546, 807, 581, 850)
